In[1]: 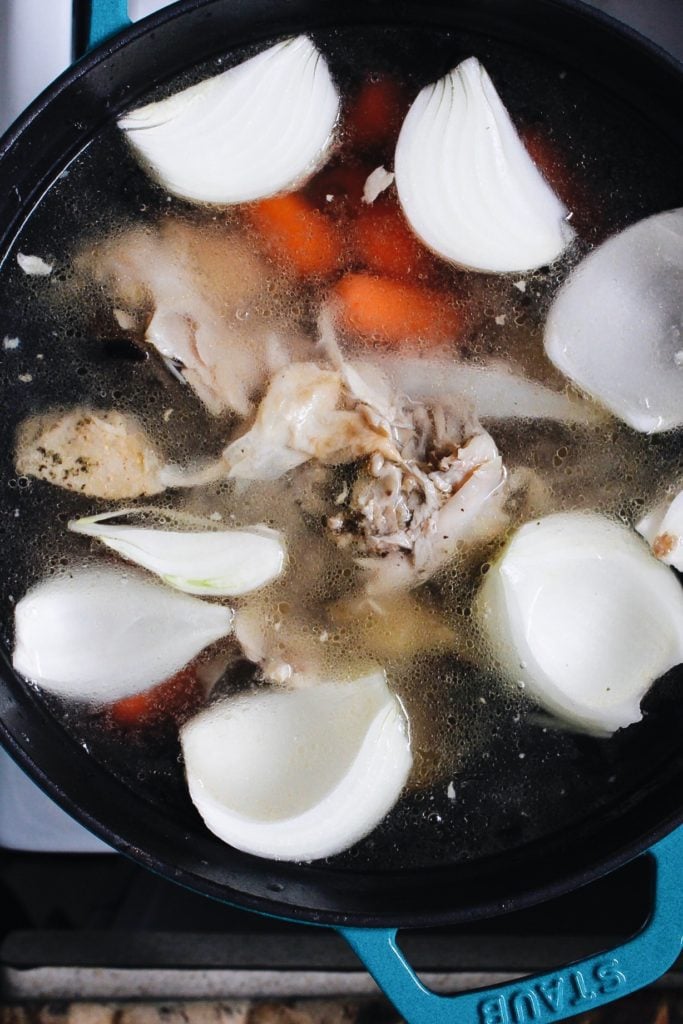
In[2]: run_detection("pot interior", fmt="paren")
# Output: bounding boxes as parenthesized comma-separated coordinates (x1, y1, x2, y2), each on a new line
(0, 0, 681, 927)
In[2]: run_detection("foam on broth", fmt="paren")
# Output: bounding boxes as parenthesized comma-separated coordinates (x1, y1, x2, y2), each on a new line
(0, 25, 682, 870)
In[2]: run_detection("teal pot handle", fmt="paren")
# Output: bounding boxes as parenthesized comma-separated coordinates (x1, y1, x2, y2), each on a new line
(340, 827, 683, 1024)
(75, 0, 132, 54)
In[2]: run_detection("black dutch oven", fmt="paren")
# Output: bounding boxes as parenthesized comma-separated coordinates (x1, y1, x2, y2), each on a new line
(0, 2, 681, 1021)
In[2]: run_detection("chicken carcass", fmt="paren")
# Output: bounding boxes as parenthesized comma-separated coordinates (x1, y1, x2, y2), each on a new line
(221, 355, 506, 591)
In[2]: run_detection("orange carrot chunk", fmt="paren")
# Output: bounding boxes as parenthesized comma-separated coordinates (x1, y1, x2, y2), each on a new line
(334, 273, 462, 347)
(354, 199, 433, 280)
(110, 665, 203, 729)
(346, 76, 407, 150)
(247, 193, 341, 277)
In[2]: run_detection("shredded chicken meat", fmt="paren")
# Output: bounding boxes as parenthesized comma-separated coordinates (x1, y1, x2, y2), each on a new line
(331, 406, 493, 553)
(332, 405, 506, 591)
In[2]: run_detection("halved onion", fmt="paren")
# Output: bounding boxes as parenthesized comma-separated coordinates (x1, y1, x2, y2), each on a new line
(180, 671, 412, 861)
(638, 491, 683, 571)
(68, 511, 285, 597)
(13, 566, 233, 702)
(118, 36, 339, 205)
(477, 513, 683, 734)
(544, 209, 683, 433)
(394, 57, 574, 273)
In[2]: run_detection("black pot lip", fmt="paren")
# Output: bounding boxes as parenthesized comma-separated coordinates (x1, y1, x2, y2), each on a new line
(0, 0, 682, 930)
(128, 815, 683, 930)
(1, 0, 681, 161)
(2, 707, 681, 930)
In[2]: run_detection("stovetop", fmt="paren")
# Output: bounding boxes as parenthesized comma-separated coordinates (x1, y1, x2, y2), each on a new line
(2, 845, 680, 1002)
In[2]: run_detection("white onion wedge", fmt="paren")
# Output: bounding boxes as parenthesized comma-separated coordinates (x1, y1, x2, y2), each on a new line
(68, 511, 285, 597)
(394, 57, 574, 273)
(118, 36, 339, 205)
(638, 491, 683, 571)
(13, 566, 233, 702)
(180, 671, 412, 861)
(477, 513, 683, 735)
(545, 209, 683, 432)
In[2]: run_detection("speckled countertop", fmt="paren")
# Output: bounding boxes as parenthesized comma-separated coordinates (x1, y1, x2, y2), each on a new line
(1, 992, 682, 1024)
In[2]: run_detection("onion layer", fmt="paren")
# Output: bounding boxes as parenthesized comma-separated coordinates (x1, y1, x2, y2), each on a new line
(365, 353, 602, 426)
(544, 209, 683, 433)
(68, 511, 285, 597)
(477, 513, 683, 734)
(13, 566, 233, 702)
(394, 57, 574, 274)
(180, 671, 412, 861)
(118, 36, 340, 205)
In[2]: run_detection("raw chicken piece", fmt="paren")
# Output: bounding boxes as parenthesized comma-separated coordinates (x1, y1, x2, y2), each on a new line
(165, 312, 508, 592)
(224, 362, 402, 479)
(85, 220, 312, 417)
(334, 412, 499, 553)
(16, 409, 165, 499)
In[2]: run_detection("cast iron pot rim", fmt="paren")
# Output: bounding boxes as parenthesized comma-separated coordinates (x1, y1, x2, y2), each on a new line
(1, 694, 680, 928)
(0, 0, 681, 930)
(2, 0, 682, 160)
